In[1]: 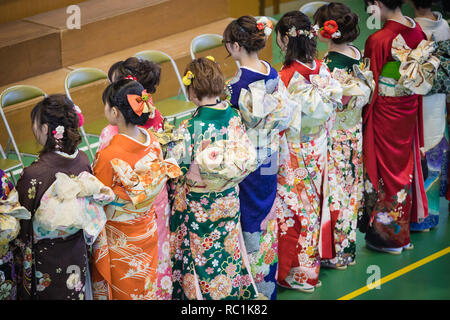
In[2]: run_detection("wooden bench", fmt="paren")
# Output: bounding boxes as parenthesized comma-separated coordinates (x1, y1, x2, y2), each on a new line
(24, 0, 230, 67)
(0, 20, 61, 86)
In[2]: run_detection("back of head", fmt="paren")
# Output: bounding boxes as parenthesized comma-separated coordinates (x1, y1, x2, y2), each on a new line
(364, 0, 404, 10)
(183, 57, 225, 101)
(223, 15, 268, 53)
(108, 57, 161, 94)
(275, 10, 317, 65)
(31, 94, 81, 155)
(313, 2, 360, 44)
(411, 0, 432, 9)
(102, 79, 150, 126)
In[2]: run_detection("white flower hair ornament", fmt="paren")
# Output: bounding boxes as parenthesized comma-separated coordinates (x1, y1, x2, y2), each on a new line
(287, 25, 319, 39)
(256, 17, 274, 37)
(53, 126, 65, 140)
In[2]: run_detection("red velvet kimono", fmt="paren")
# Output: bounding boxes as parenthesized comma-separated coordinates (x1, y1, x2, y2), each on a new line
(361, 18, 429, 249)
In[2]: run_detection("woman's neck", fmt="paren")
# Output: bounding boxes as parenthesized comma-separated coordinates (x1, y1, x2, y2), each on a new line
(328, 42, 357, 59)
(118, 122, 145, 143)
(415, 8, 436, 20)
(386, 8, 410, 26)
(197, 96, 222, 108)
(239, 52, 266, 73)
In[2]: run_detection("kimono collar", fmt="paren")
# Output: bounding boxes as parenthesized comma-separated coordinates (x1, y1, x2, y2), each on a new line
(109, 127, 153, 154)
(414, 12, 445, 33)
(240, 60, 271, 76)
(385, 16, 417, 33)
(54, 149, 79, 159)
(195, 101, 232, 120)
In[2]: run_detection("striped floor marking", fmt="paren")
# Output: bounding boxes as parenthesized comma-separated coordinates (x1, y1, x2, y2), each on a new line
(338, 246, 450, 300)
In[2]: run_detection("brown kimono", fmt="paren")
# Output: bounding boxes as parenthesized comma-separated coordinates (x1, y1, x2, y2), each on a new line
(13, 151, 92, 300)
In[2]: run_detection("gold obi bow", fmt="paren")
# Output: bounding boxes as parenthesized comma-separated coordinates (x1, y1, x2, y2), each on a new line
(391, 34, 440, 95)
(110, 153, 182, 208)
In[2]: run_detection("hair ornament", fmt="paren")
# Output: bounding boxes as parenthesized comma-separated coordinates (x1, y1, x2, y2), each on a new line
(256, 16, 273, 36)
(53, 126, 65, 140)
(183, 70, 195, 86)
(319, 20, 341, 39)
(287, 24, 318, 39)
(127, 89, 155, 117)
(123, 75, 138, 81)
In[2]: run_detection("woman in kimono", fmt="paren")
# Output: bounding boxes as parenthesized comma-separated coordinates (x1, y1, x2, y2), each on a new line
(274, 11, 342, 292)
(360, 0, 439, 253)
(314, 2, 375, 269)
(97, 59, 175, 300)
(92, 79, 181, 300)
(410, 0, 450, 232)
(1, 170, 30, 300)
(168, 57, 259, 300)
(13, 94, 97, 300)
(222, 15, 288, 300)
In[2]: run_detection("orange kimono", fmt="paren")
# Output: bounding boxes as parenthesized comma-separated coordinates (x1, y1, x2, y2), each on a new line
(91, 128, 181, 300)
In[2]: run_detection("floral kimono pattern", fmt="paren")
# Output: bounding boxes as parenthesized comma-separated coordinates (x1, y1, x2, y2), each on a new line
(361, 19, 437, 249)
(276, 65, 342, 290)
(322, 58, 375, 267)
(97, 122, 178, 300)
(92, 130, 182, 300)
(168, 103, 259, 300)
(0, 171, 31, 300)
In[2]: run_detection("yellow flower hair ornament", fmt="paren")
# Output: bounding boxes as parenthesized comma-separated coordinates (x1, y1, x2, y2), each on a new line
(205, 56, 216, 62)
(183, 71, 194, 86)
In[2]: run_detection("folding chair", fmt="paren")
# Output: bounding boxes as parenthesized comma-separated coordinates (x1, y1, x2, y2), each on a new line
(134, 50, 196, 125)
(299, 1, 329, 20)
(65, 67, 108, 159)
(190, 33, 241, 69)
(0, 85, 45, 182)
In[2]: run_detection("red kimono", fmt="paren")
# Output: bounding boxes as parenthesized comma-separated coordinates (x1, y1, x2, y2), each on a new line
(361, 17, 429, 249)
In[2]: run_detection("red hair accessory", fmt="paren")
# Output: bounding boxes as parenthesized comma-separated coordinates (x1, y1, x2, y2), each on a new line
(124, 75, 137, 81)
(319, 20, 341, 39)
(127, 90, 155, 117)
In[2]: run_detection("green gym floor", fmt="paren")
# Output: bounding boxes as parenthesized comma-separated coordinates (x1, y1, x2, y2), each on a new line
(277, 197, 450, 300)
(2, 0, 449, 300)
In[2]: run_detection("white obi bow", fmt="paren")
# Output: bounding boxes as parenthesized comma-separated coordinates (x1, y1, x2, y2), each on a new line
(288, 64, 343, 123)
(34, 172, 115, 244)
(331, 58, 375, 110)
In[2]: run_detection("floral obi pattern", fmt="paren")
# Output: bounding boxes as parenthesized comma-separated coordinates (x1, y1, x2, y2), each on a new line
(33, 171, 115, 245)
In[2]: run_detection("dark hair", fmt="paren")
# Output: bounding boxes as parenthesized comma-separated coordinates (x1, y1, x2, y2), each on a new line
(223, 15, 268, 53)
(31, 94, 81, 155)
(108, 57, 161, 94)
(275, 11, 317, 66)
(314, 2, 360, 44)
(364, 0, 404, 10)
(411, 0, 432, 9)
(183, 57, 225, 101)
(102, 79, 150, 126)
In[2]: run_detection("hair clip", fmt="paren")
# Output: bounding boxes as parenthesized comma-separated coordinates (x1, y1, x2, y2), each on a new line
(319, 20, 341, 39)
(256, 16, 273, 36)
(287, 25, 318, 39)
(127, 90, 155, 117)
(205, 56, 216, 62)
(124, 75, 137, 81)
(183, 71, 195, 86)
